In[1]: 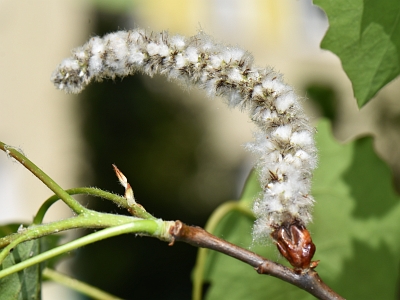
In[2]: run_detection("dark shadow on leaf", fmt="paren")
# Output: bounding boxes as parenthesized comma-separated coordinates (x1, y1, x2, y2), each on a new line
(342, 136, 399, 218)
(335, 239, 398, 299)
(306, 83, 337, 126)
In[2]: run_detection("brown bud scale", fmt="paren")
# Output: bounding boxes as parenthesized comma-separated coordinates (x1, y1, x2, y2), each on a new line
(271, 220, 317, 272)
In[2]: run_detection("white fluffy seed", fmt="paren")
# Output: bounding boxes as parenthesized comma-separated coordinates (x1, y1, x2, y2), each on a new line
(51, 29, 318, 243)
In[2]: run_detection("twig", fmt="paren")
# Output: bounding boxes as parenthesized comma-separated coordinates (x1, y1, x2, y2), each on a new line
(169, 221, 344, 300)
(0, 141, 86, 215)
(0, 220, 171, 279)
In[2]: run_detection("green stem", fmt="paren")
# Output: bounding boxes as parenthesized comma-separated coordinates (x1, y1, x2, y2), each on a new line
(192, 201, 254, 300)
(33, 187, 155, 224)
(0, 219, 170, 279)
(42, 268, 123, 300)
(0, 235, 29, 267)
(42, 268, 122, 300)
(0, 141, 86, 214)
(204, 202, 253, 234)
(0, 209, 161, 260)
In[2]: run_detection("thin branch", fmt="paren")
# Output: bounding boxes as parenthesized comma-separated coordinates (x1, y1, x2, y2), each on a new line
(192, 201, 253, 300)
(0, 142, 340, 298)
(0, 142, 86, 215)
(0, 210, 154, 251)
(33, 187, 156, 225)
(0, 220, 171, 279)
(170, 221, 344, 300)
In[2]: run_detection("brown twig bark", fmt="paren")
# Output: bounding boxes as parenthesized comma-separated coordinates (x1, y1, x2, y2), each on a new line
(169, 220, 344, 300)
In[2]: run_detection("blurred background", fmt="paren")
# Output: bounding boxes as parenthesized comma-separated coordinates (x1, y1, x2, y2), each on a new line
(1, 0, 400, 299)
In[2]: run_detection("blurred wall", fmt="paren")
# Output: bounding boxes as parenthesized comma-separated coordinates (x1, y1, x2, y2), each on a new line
(0, 1, 91, 298)
(0, 1, 91, 221)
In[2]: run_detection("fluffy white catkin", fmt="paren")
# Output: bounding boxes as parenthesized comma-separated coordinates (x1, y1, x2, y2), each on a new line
(51, 29, 318, 242)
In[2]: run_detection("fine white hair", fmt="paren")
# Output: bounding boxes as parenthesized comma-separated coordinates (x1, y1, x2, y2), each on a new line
(51, 28, 318, 242)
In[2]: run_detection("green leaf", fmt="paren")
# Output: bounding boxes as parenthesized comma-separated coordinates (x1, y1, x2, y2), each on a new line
(0, 224, 67, 299)
(202, 119, 400, 300)
(0, 224, 23, 239)
(305, 84, 337, 123)
(92, 0, 134, 13)
(0, 224, 66, 271)
(203, 209, 309, 300)
(310, 120, 400, 299)
(0, 239, 42, 300)
(314, 0, 400, 107)
(238, 169, 262, 207)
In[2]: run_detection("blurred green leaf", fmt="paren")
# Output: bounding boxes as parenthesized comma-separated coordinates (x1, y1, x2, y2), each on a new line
(203, 208, 308, 300)
(203, 119, 400, 300)
(314, 0, 400, 107)
(0, 224, 22, 239)
(306, 84, 337, 123)
(0, 239, 42, 300)
(91, 0, 135, 13)
(238, 169, 262, 207)
(40, 235, 66, 272)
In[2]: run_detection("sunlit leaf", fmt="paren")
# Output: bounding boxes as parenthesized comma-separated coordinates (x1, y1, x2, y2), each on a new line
(310, 120, 400, 299)
(314, 0, 400, 107)
(202, 119, 400, 300)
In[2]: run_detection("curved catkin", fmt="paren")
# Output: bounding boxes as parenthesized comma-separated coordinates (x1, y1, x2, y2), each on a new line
(51, 29, 318, 242)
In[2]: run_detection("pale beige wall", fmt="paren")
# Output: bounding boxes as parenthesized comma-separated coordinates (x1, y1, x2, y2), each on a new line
(0, 1, 91, 222)
(0, 1, 91, 299)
